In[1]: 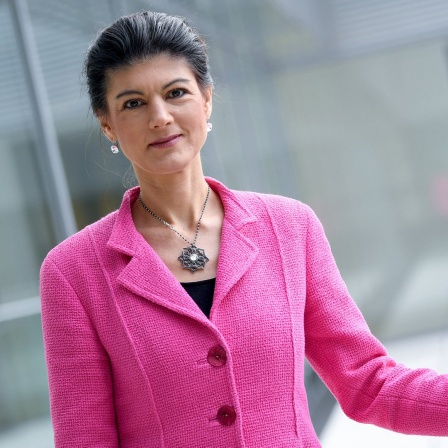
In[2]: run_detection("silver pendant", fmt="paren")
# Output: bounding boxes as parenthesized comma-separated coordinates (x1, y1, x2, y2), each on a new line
(178, 245, 209, 272)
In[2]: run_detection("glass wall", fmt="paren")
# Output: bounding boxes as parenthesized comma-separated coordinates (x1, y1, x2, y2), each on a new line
(1, 0, 448, 445)
(0, 0, 55, 437)
(277, 42, 448, 338)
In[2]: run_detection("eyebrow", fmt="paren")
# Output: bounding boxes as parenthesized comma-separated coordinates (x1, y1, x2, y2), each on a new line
(115, 78, 191, 100)
(115, 89, 144, 100)
(163, 78, 191, 89)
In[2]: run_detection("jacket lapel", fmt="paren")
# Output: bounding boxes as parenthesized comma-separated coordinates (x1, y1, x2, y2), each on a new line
(107, 179, 259, 320)
(107, 187, 204, 319)
(116, 241, 205, 318)
(207, 179, 259, 313)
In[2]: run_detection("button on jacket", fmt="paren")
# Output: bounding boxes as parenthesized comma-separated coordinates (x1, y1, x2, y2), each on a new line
(40, 177, 448, 447)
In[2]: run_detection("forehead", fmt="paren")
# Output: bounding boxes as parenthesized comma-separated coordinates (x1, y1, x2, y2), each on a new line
(105, 54, 197, 95)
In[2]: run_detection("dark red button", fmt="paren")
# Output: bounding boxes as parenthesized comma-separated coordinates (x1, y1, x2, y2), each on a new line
(217, 405, 236, 426)
(207, 345, 227, 367)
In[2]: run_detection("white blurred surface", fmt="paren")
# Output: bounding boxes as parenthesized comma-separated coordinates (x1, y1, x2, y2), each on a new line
(320, 330, 448, 448)
(0, 418, 53, 448)
(378, 255, 448, 339)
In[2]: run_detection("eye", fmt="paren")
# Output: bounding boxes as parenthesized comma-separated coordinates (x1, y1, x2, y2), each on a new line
(167, 88, 187, 99)
(124, 99, 143, 109)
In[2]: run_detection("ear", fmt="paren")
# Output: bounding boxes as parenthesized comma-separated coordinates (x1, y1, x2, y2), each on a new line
(203, 86, 213, 119)
(98, 115, 116, 142)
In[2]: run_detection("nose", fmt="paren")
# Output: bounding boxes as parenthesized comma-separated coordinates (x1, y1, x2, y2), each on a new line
(148, 98, 173, 129)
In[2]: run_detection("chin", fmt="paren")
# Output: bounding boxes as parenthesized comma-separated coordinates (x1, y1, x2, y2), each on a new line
(136, 151, 202, 177)
(143, 163, 197, 177)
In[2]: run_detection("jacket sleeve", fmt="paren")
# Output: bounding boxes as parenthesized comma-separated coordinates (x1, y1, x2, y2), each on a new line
(303, 205, 448, 436)
(40, 256, 119, 447)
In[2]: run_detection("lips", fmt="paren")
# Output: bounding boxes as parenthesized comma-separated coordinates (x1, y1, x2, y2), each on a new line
(149, 134, 182, 148)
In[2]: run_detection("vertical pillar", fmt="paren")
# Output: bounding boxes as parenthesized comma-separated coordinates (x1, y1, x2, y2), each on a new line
(9, 0, 77, 242)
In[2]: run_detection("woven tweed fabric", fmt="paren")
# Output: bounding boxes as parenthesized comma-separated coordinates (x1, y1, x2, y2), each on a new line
(40, 177, 448, 448)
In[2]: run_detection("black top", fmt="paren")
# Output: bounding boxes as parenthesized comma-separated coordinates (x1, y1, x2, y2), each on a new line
(180, 278, 216, 318)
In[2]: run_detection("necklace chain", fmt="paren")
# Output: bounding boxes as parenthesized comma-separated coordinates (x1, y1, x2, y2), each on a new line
(138, 185, 211, 246)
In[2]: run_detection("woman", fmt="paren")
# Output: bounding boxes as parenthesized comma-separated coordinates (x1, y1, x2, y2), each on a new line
(40, 11, 448, 448)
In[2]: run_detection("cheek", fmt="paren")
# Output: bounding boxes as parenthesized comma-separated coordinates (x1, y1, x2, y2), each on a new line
(191, 104, 209, 131)
(116, 116, 144, 140)
(191, 114, 208, 138)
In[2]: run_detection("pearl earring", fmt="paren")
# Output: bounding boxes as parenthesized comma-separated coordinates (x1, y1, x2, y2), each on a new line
(111, 142, 120, 154)
(207, 122, 213, 133)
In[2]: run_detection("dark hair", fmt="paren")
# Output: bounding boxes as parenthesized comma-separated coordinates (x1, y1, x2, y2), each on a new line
(84, 11, 213, 116)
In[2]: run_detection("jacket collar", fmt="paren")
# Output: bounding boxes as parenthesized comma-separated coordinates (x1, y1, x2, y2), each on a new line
(107, 178, 259, 321)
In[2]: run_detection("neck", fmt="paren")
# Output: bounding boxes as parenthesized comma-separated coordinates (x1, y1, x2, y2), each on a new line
(135, 170, 210, 230)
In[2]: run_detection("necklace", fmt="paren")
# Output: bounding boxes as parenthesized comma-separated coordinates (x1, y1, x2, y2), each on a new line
(138, 186, 210, 273)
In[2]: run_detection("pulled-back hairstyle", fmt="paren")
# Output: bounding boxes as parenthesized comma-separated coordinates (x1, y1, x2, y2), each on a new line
(84, 11, 213, 116)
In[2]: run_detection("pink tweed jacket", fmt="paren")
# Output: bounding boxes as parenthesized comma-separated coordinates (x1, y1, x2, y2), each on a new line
(40, 177, 448, 447)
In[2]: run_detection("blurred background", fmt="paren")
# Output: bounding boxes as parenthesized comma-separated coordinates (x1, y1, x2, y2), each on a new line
(0, 0, 447, 446)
